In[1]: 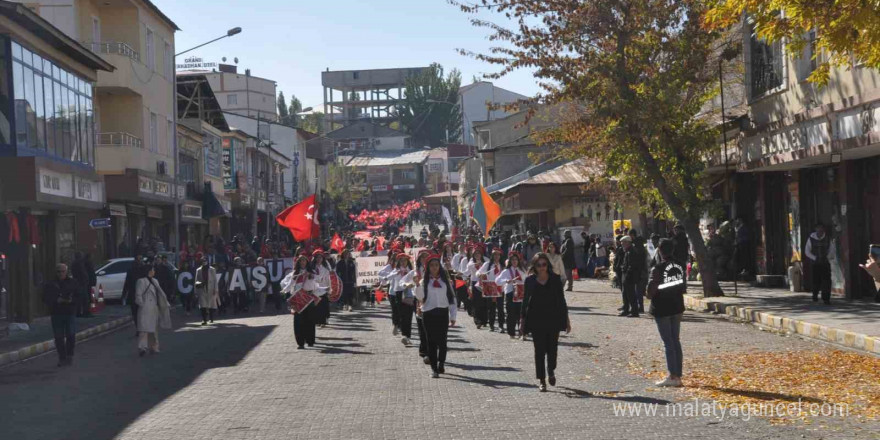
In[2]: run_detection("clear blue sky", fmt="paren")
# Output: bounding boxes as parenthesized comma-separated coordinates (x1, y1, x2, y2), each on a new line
(154, 0, 540, 111)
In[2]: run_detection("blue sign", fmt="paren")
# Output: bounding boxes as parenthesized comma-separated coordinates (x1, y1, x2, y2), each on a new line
(89, 218, 111, 229)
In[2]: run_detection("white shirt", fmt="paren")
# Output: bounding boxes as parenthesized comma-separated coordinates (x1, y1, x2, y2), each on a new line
(457, 256, 469, 274)
(416, 277, 457, 321)
(452, 253, 466, 271)
(386, 267, 415, 296)
(477, 261, 504, 278)
(280, 270, 318, 298)
(314, 265, 331, 295)
(495, 267, 525, 294)
(466, 259, 485, 283)
(378, 264, 394, 281)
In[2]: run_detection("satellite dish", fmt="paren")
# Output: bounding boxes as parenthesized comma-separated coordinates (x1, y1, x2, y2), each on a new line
(234, 57, 239, 64)
(222, 57, 227, 62)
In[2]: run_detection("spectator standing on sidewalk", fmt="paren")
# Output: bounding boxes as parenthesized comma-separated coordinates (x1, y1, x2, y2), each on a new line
(521, 253, 571, 392)
(42, 263, 78, 367)
(647, 239, 686, 387)
(671, 224, 690, 266)
(805, 223, 833, 305)
(560, 230, 576, 291)
(135, 266, 171, 356)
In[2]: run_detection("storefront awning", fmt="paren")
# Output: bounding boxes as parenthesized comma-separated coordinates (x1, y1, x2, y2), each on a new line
(501, 208, 547, 217)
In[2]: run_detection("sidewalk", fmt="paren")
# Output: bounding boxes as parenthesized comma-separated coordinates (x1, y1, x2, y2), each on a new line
(0, 305, 133, 367)
(683, 281, 880, 356)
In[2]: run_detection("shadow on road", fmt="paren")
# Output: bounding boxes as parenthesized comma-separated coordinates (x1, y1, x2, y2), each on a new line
(0, 313, 276, 440)
(557, 387, 672, 404)
(445, 362, 520, 372)
(442, 372, 533, 389)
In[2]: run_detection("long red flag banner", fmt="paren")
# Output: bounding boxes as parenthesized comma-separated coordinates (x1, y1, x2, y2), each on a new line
(348, 200, 423, 228)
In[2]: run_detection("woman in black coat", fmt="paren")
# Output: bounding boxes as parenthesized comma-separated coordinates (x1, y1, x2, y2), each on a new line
(521, 252, 571, 392)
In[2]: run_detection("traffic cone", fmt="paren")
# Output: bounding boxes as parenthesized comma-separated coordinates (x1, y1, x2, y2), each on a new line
(90, 285, 105, 314)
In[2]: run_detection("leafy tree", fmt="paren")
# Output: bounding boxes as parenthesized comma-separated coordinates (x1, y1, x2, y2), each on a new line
(399, 63, 463, 147)
(277, 91, 289, 121)
(705, 0, 880, 84)
(325, 163, 368, 214)
(287, 95, 303, 127)
(454, 0, 729, 296)
(301, 111, 326, 135)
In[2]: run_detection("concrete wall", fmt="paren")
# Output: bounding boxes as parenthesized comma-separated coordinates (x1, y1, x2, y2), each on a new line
(206, 72, 277, 120)
(460, 82, 527, 146)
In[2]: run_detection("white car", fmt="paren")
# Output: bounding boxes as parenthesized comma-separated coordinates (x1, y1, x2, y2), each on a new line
(95, 258, 177, 304)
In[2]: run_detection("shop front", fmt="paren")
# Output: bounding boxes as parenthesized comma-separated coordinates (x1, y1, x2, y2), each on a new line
(105, 170, 180, 257)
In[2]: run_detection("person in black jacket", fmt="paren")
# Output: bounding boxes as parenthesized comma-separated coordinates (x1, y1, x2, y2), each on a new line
(336, 249, 357, 311)
(647, 239, 686, 387)
(671, 224, 690, 266)
(154, 255, 176, 304)
(43, 263, 79, 367)
(123, 256, 146, 333)
(521, 253, 571, 392)
(560, 230, 576, 291)
(70, 252, 91, 318)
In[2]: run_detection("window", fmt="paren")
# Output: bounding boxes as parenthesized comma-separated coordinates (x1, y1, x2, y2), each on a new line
(10, 40, 93, 164)
(393, 169, 417, 181)
(227, 93, 238, 105)
(749, 25, 785, 98)
(353, 71, 360, 80)
(145, 27, 155, 70)
(164, 41, 172, 78)
(149, 112, 158, 152)
(179, 154, 196, 183)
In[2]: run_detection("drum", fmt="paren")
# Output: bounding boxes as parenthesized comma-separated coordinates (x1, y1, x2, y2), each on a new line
(287, 290, 315, 314)
(481, 280, 501, 298)
(328, 272, 342, 302)
(513, 284, 525, 302)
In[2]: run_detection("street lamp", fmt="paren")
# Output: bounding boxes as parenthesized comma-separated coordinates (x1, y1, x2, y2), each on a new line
(172, 27, 242, 262)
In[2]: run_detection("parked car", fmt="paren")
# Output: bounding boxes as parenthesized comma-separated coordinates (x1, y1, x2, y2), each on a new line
(95, 258, 177, 304)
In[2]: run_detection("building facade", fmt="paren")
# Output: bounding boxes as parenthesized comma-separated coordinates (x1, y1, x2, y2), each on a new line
(0, 1, 114, 322)
(458, 81, 527, 146)
(204, 64, 277, 121)
(321, 67, 426, 129)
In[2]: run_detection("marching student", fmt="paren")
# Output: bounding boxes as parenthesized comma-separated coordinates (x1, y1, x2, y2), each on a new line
(414, 250, 431, 362)
(282, 254, 319, 349)
(521, 253, 571, 392)
(495, 251, 526, 339)
(442, 242, 456, 272)
(477, 248, 506, 332)
(465, 246, 488, 329)
(378, 251, 399, 335)
(311, 250, 333, 327)
(416, 254, 458, 378)
(452, 245, 468, 274)
(387, 253, 416, 345)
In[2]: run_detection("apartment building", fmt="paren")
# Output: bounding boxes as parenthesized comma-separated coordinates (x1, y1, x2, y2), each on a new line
(205, 64, 277, 121)
(0, 1, 114, 322)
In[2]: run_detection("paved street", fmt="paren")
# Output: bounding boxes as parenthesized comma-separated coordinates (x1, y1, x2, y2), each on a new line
(1, 279, 875, 440)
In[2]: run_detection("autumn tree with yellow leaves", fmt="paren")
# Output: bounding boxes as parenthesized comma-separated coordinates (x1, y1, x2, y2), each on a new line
(705, 0, 880, 84)
(453, 0, 737, 296)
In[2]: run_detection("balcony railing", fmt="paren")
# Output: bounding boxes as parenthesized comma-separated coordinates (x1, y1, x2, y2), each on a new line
(90, 42, 141, 62)
(98, 132, 143, 149)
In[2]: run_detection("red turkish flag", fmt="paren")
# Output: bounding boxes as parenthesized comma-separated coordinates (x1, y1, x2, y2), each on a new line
(331, 233, 345, 253)
(276, 194, 320, 241)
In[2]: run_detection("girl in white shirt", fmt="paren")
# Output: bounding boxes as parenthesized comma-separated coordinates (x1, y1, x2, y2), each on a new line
(378, 252, 400, 335)
(495, 251, 527, 339)
(311, 250, 333, 328)
(478, 248, 506, 332)
(281, 255, 319, 349)
(414, 250, 430, 363)
(387, 253, 416, 345)
(465, 247, 488, 329)
(416, 253, 458, 378)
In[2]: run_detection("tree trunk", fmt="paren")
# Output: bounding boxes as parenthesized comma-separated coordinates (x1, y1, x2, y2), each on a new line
(633, 140, 724, 297)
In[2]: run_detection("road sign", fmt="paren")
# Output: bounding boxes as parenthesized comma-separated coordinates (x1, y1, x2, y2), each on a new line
(89, 218, 111, 229)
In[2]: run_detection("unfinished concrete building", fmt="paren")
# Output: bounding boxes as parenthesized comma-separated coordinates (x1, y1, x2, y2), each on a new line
(322, 67, 427, 129)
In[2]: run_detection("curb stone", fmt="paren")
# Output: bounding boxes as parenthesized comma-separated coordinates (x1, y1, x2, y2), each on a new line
(683, 294, 880, 357)
(0, 316, 133, 367)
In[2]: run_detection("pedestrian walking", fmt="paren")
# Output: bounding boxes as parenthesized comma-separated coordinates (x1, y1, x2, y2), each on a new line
(495, 251, 526, 339)
(123, 255, 146, 334)
(311, 250, 333, 326)
(521, 253, 571, 392)
(646, 239, 686, 387)
(283, 255, 319, 349)
(135, 266, 172, 356)
(195, 258, 219, 324)
(416, 253, 458, 378)
(336, 249, 357, 311)
(805, 223, 832, 305)
(155, 254, 175, 304)
(42, 263, 78, 367)
(560, 231, 576, 290)
(465, 245, 488, 328)
(70, 252, 91, 318)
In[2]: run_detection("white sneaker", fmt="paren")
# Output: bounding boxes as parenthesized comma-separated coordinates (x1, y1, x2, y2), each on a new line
(401, 337, 410, 345)
(392, 326, 399, 336)
(655, 377, 683, 387)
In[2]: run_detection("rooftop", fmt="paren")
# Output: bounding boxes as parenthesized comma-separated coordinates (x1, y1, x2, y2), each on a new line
(341, 150, 431, 167)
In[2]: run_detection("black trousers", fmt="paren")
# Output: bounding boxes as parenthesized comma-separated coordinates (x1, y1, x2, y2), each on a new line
(472, 284, 486, 326)
(455, 283, 469, 310)
(423, 308, 450, 373)
(495, 296, 506, 329)
(342, 284, 356, 306)
(233, 290, 249, 313)
(130, 303, 139, 329)
(416, 315, 427, 357)
(201, 308, 214, 323)
(390, 293, 401, 327)
(531, 330, 560, 380)
(505, 297, 522, 337)
(294, 304, 317, 347)
(51, 313, 76, 360)
(622, 280, 639, 314)
(812, 262, 831, 302)
(315, 294, 330, 325)
(398, 300, 414, 338)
